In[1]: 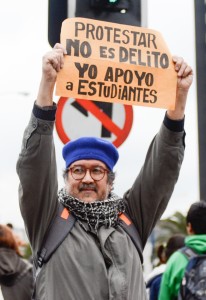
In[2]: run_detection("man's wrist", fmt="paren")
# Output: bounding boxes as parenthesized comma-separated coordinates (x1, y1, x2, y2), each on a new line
(164, 112, 185, 132)
(33, 102, 57, 121)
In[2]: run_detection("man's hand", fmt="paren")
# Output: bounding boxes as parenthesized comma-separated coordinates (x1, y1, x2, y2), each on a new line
(36, 43, 67, 107)
(173, 56, 193, 92)
(167, 56, 193, 121)
(42, 43, 66, 83)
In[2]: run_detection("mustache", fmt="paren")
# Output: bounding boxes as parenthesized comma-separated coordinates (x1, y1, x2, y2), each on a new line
(79, 183, 97, 192)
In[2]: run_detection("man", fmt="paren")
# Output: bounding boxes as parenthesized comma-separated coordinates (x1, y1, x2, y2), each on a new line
(158, 201, 206, 300)
(16, 43, 193, 300)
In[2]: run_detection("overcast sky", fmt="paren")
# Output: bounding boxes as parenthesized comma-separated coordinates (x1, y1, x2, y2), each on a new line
(0, 0, 198, 228)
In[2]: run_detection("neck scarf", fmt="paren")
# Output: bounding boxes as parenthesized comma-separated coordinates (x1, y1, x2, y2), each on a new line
(58, 188, 125, 232)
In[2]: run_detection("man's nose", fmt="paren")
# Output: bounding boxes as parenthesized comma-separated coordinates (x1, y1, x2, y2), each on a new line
(82, 169, 94, 182)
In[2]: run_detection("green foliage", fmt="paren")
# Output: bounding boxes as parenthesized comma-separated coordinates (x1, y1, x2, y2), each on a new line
(150, 211, 187, 266)
(157, 211, 187, 244)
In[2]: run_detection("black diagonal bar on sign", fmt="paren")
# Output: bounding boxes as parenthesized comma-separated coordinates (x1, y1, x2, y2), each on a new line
(94, 102, 113, 138)
(71, 100, 113, 138)
(71, 101, 88, 116)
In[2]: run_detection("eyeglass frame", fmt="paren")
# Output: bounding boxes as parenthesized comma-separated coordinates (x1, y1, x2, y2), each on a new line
(67, 165, 109, 181)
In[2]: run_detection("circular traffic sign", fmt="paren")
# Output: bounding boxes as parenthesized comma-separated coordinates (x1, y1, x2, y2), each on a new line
(55, 97, 133, 148)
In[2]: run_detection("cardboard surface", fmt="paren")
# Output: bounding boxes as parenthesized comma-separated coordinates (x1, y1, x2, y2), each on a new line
(56, 18, 177, 109)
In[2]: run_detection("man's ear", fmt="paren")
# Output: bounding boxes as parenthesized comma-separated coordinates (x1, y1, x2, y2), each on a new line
(109, 182, 114, 192)
(107, 183, 113, 197)
(186, 222, 195, 235)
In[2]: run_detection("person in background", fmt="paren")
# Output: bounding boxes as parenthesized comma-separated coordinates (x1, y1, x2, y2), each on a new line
(6, 223, 27, 247)
(6, 223, 32, 261)
(158, 201, 206, 300)
(16, 43, 193, 300)
(146, 234, 185, 300)
(0, 224, 33, 300)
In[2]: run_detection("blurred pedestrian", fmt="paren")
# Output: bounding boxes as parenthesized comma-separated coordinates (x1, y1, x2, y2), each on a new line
(158, 201, 206, 300)
(0, 224, 33, 300)
(146, 234, 185, 300)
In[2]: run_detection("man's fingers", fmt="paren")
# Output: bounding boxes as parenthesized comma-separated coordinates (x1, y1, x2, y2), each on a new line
(172, 56, 192, 77)
(47, 49, 65, 71)
(172, 56, 184, 71)
(50, 56, 61, 72)
(177, 62, 187, 77)
(181, 65, 193, 78)
(177, 63, 193, 78)
(54, 48, 66, 69)
(53, 43, 67, 55)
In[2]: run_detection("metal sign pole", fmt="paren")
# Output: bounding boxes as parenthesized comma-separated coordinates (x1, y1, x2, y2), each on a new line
(195, 0, 206, 200)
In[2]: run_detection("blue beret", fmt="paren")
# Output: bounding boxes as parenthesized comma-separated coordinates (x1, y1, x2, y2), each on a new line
(62, 137, 119, 171)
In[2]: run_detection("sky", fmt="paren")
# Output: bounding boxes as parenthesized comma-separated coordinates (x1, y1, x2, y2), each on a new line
(0, 0, 198, 229)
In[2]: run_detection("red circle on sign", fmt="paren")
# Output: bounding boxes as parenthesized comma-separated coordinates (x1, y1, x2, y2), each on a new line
(55, 97, 133, 148)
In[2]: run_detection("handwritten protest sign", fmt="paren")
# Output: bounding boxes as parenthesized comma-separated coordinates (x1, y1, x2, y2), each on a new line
(56, 18, 177, 109)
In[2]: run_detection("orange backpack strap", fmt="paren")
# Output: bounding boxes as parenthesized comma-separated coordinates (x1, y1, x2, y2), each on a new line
(32, 203, 76, 300)
(36, 202, 76, 268)
(119, 212, 143, 264)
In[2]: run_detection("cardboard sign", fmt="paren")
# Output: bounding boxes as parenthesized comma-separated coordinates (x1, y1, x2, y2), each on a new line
(56, 18, 177, 109)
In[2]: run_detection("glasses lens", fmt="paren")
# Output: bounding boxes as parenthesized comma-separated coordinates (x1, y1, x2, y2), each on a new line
(71, 166, 86, 180)
(90, 166, 105, 180)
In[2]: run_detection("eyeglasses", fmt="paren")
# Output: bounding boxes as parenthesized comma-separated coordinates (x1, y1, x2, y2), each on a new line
(68, 165, 109, 181)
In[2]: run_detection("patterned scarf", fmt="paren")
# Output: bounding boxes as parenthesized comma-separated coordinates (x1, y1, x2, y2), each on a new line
(58, 188, 125, 232)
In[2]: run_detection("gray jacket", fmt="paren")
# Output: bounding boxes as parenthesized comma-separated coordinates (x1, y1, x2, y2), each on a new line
(17, 108, 185, 300)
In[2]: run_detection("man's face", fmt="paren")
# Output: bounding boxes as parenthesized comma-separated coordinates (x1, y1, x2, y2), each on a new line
(65, 159, 113, 203)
